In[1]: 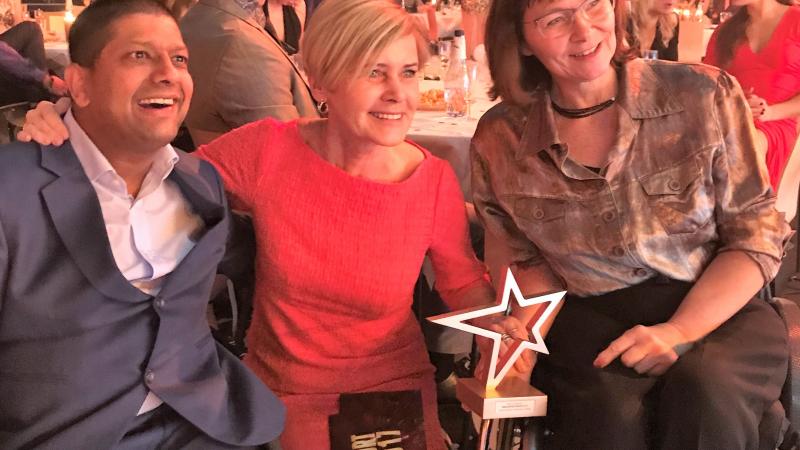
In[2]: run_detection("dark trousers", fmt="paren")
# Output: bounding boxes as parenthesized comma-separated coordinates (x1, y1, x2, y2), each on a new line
(0, 21, 49, 105)
(532, 277, 789, 450)
(0, 21, 46, 70)
(115, 404, 265, 450)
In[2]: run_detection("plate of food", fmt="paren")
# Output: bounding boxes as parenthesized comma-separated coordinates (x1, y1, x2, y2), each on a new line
(418, 88, 445, 111)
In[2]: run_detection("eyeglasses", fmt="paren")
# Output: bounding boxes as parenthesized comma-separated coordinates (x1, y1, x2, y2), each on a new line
(525, 0, 613, 39)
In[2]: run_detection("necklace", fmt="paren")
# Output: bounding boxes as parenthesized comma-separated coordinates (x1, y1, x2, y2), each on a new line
(551, 96, 616, 119)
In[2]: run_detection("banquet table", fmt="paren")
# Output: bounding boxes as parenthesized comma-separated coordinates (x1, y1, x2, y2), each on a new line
(408, 79, 496, 201)
(44, 40, 69, 74)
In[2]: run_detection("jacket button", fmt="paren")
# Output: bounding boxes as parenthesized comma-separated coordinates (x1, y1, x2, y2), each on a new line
(145, 370, 155, 384)
(612, 246, 625, 257)
(154, 297, 166, 309)
(533, 209, 545, 220)
(634, 268, 649, 277)
(602, 211, 616, 222)
(667, 179, 681, 191)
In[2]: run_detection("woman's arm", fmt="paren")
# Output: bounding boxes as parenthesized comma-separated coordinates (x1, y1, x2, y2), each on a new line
(595, 69, 790, 376)
(593, 251, 762, 375)
(754, 91, 800, 122)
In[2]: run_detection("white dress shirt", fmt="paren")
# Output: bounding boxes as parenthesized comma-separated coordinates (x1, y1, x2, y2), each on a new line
(65, 110, 204, 415)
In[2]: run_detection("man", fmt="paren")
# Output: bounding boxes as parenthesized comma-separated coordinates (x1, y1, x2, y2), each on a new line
(0, 1, 284, 448)
(179, 0, 319, 146)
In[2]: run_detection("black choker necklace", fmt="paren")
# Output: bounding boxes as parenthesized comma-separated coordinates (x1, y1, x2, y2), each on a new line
(551, 97, 616, 119)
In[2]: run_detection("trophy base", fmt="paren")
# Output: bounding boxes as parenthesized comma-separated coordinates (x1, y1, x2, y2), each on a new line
(456, 377, 547, 419)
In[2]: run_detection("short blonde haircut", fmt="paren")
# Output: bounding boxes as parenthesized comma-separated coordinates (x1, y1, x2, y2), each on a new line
(301, 0, 430, 91)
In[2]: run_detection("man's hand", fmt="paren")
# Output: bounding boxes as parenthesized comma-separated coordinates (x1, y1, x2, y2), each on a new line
(16, 97, 71, 145)
(593, 322, 691, 376)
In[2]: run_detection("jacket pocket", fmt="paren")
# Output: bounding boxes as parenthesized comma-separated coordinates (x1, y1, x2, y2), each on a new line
(638, 160, 713, 235)
(512, 196, 571, 249)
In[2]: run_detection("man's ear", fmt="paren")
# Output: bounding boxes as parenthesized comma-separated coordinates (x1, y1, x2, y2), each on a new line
(65, 64, 91, 108)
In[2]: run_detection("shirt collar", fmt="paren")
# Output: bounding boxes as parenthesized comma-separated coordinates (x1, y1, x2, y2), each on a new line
(517, 59, 684, 161)
(64, 109, 180, 192)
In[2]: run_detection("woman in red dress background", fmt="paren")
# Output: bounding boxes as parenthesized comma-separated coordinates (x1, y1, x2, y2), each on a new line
(705, 0, 800, 192)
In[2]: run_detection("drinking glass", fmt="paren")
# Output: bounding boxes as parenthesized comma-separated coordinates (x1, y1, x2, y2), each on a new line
(437, 39, 452, 74)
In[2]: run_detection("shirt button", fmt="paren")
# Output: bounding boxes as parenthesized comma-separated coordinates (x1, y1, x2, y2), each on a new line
(533, 208, 545, 220)
(612, 246, 625, 257)
(154, 297, 166, 309)
(634, 268, 649, 277)
(145, 370, 155, 384)
(667, 179, 681, 191)
(602, 211, 616, 222)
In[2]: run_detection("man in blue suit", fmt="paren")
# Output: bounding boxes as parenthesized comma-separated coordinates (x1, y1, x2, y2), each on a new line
(0, 1, 284, 448)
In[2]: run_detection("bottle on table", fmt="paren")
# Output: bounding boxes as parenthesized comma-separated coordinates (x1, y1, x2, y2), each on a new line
(444, 29, 468, 117)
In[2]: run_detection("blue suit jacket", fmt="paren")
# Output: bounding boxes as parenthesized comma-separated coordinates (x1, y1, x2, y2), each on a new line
(0, 141, 285, 449)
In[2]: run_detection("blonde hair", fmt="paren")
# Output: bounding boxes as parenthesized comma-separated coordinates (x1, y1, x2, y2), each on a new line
(630, 0, 677, 47)
(301, 0, 430, 91)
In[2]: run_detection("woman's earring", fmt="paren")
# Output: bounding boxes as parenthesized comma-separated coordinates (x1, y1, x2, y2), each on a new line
(317, 99, 328, 116)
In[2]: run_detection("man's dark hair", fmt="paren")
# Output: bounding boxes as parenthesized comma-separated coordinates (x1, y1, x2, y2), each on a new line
(68, 0, 175, 67)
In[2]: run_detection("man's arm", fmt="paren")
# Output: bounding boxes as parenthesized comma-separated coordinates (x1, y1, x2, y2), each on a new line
(0, 40, 46, 85)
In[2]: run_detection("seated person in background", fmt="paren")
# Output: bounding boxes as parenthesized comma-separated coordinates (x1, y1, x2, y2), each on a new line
(0, 39, 65, 104)
(473, 0, 791, 447)
(705, 0, 800, 192)
(263, 0, 305, 55)
(179, 0, 319, 146)
(628, 0, 680, 60)
(0, 17, 66, 104)
(19, 1, 526, 448)
(0, 0, 284, 448)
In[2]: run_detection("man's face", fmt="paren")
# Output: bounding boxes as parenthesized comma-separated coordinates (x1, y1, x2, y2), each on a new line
(68, 13, 192, 152)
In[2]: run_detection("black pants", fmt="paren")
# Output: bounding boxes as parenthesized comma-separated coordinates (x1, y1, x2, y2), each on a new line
(532, 277, 789, 450)
(0, 21, 46, 70)
(115, 404, 267, 450)
(0, 21, 50, 105)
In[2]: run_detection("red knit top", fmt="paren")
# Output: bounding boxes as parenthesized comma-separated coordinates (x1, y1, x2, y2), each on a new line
(195, 118, 490, 448)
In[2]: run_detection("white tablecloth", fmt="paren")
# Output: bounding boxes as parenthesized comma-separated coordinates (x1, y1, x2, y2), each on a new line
(44, 41, 69, 73)
(409, 79, 496, 200)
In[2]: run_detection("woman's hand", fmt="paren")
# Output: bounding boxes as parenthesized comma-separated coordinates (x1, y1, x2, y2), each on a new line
(16, 97, 71, 145)
(746, 89, 773, 121)
(593, 322, 691, 376)
(471, 314, 535, 383)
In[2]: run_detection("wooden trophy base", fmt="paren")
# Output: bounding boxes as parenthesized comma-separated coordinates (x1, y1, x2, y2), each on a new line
(456, 377, 547, 420)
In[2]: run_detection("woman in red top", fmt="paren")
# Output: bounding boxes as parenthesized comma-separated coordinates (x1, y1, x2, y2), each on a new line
(704, 0, 800, 192)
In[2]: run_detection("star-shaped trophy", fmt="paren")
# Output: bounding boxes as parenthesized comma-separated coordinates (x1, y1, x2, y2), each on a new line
(427, 268, 565, 421)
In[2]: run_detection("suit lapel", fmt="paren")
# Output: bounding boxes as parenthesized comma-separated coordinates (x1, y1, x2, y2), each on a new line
(156, 159, 227, 298)
(40, 143, 150, 303)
